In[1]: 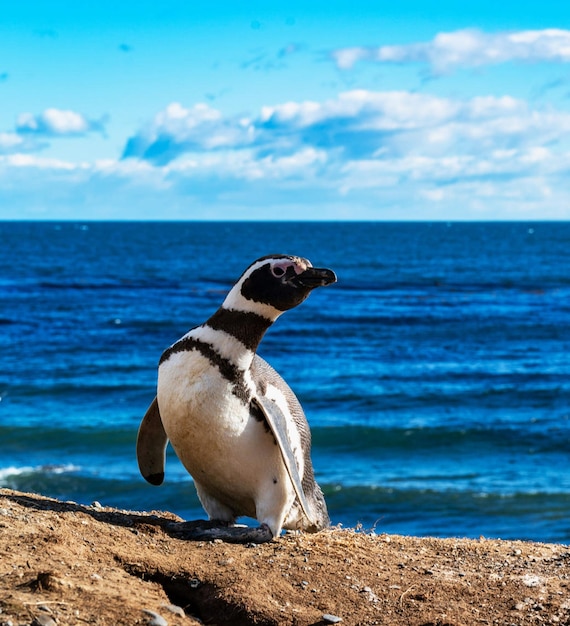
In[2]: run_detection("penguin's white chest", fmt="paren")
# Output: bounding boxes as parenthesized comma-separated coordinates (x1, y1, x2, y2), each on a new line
(156, 350, 287, 512)
(158, 350, 248, 451)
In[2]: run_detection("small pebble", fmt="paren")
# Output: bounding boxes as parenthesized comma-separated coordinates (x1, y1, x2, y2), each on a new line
(91, 501, 103, 509)
(32, 615, 57, 626)
(161, 604, 185, 617)
(142, 610, 168, 626)
(323, 614, 343, 624)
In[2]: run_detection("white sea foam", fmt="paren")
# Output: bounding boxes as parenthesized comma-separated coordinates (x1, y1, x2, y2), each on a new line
(0, 464, 81, 483)
(0, 466, 35, 481)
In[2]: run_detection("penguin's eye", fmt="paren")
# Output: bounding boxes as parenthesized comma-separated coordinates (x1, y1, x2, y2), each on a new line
(272, 266, 286, 277)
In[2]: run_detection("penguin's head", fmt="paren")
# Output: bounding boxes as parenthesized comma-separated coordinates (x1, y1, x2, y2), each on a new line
(224, 255, 336, 318)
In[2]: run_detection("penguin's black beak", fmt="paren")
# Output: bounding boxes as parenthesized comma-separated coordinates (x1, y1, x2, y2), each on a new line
(291, 267, 337, 289)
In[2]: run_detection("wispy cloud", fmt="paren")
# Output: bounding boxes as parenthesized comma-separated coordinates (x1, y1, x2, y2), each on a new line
(0, 132, 48, 155)
(0, 133, 25, 153)
(241, 42, 305, 71)
(332, 28, 570, 74)
(16, 108, 106, 137)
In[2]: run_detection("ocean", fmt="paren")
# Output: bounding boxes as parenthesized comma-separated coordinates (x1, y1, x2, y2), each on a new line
(1, 221, 569, 543)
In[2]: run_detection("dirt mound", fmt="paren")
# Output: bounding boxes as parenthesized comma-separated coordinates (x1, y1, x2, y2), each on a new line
(1, 489, 569, 625)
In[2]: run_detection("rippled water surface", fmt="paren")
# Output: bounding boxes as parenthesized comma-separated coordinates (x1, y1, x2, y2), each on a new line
(1, 221, 569, 542)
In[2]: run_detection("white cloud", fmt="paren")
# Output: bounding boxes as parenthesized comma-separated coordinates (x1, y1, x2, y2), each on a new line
(3, 153, 80, 170)
(0, 133, 24, 151)
(260, 90, 461, 131)
(126, 90, 570, 169)
(122, 102, 255, 163)
(168, 147, 328, 182)
(16, 108, 105, 136)
(280, 92, 567, 159)
(3, 89, 570, 219)
(0, 131, 48, 155)
(115, 89, 570, 218)
(332, 28, 570, 73)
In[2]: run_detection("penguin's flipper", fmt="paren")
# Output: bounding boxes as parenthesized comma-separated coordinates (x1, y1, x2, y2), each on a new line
(136, 397, 168, 486)
(252, 395, 317, 526)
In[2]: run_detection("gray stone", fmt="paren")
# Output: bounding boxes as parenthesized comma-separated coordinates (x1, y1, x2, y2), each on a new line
(142, 609, 168, 626)
(32, 615, 57, 626)
(161, 604, 185, 617)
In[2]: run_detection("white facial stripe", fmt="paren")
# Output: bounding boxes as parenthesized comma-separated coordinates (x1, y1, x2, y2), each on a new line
(222, 258, 285, 319)
(223, 288, 283, 320)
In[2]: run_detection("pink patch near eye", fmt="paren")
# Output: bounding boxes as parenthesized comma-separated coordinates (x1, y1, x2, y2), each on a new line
(271, 260, 292, 277)
(271, 258, 307, 277)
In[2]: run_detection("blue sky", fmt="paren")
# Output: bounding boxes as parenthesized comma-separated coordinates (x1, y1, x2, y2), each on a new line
(1, 1, 570, 220)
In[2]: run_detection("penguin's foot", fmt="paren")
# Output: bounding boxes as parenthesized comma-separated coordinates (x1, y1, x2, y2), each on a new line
(166, 520, 275, 544)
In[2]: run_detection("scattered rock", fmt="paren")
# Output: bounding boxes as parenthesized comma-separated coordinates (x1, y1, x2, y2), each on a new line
(161, 604, 185, 617)
(360, 586, 379, 602)
(142, 609, 168, 626)
(31, 615, 57, 626)
(522, 574, 543, 588)
(1, 488, 570, 626)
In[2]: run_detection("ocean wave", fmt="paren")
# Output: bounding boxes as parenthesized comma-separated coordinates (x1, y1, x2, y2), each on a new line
(311, 423, 569, 454)
(323, 484, 570, 541)
(0, 464, 81, 483)
(323, 482, 570, 501)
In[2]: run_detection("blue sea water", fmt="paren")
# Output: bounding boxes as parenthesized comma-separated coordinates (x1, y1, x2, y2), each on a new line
(1, 221, 569, 543)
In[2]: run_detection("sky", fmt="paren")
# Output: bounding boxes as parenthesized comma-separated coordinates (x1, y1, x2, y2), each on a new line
(1, 0, 570, 220)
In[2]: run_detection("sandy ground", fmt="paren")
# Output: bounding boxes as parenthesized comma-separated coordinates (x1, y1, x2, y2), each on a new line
(1, 488, 569, 626)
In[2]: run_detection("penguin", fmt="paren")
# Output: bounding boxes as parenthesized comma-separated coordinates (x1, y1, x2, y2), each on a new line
(137, 254, 336, 543)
